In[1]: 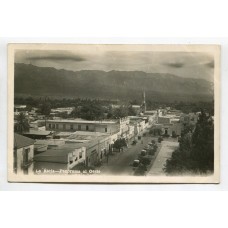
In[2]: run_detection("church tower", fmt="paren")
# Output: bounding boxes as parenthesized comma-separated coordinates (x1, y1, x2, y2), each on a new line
(142, 91, 146, 113)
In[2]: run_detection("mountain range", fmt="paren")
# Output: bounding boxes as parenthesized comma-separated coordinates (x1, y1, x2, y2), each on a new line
(14, 63, 214, 102)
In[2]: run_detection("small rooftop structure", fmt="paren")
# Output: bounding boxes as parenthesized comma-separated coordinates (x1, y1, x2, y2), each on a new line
(15, 105, 27, 109)
(23, 130, 52, 139)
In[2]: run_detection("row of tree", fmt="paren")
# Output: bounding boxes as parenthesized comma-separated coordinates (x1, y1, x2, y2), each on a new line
(15, 96, 139, 120)
(15, 96, 214, 116)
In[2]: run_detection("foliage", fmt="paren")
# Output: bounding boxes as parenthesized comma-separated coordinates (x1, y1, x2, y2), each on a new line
(147, 149, 154, 155)
(158, 136, 163, 143)
(153, 144, 158, 151)
(113, 138, 127, 151)
(149, 128, 162, 136)
(172, 131, 177, 138)
(164, 111, 214, 174)
(39, 98, 51, 116)
(134, 164, 147, 176)
(14, 112, 30, 134)
(140, 156, 152, 166)
(71, 103, 105, 120)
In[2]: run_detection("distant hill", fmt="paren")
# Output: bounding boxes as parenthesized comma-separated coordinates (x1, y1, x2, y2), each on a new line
(14, 63, 214, 102)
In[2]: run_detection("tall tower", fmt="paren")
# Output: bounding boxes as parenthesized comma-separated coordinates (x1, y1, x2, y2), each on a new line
(142, 91, 146, 113)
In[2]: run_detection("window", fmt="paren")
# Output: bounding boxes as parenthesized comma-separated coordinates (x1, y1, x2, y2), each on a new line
(79, 152, 82, 159)
(86, 125, 89, 131)
(49, 124, 51, 129)
(23, 148, 30, 164)
(56, 124, 59, 129)
(78, 125, 81, 130)
(23, 148, 30, 174)
(63, 124, 66, 130)
(69, 154, 73, 164)
(70, 124, 73, 130)
(52, 124, 55, 129)
(105, 127, 107, 132)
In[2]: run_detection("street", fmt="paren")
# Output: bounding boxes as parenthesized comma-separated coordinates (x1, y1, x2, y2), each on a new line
(97, 136, 179, 176)
(99, 135, 159, 176)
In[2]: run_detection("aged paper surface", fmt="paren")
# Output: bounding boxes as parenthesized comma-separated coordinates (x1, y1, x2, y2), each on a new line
(8, 44, 220, 183)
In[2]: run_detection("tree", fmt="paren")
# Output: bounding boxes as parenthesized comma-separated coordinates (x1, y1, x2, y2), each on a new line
(113, 106, 128, 118)
(76, 103, 105, 120)
(164, 111, 214, 174)
(191, 111, 214, 171)
(40, 102, 51, 116)
(172, 131, 177, 138)
(149, 127, 162, 136)
(128, 105, 137, 116)
(14, 112, 30, 134)
(113, 138, 127, 152)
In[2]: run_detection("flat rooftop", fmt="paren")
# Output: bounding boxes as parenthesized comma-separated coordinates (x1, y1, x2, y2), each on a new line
(46, 118, 117, 124)
(67, 131, 109, 141)
(23, 130, 52, 136)
(34, 143, 85, 163)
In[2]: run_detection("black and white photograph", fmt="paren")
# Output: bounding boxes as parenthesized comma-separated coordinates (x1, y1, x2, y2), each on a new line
(8, 44, 220, 183)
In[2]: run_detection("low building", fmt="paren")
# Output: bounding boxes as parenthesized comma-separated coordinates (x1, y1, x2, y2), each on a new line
(14, 133, 35, 175)
(65, 131, 112, 167)
(34, 143, 86, 171)
(81, 136, 110, 167)
(51, 107, 75, 115)
(23, 129, 53, 140)
(14, 105, 27, 112)
(158, 116, 172, 124)
(46, 119, 120, 134)
(29, 120, 46, 129)
(129, 118, 146, 135)
(162, 123, 182, 136)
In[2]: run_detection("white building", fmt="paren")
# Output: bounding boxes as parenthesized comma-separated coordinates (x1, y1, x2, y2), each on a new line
(34, 143, 86, 171)
(46, 119, 120, 134)
(14, 133, 35, 175)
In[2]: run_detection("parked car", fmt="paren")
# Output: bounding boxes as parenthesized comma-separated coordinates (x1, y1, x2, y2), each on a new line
(158, 136, 163, 143)
(132, 159, 140, 168)
(141, 150, 147, 156)
(140, 155, 153, 166)
(134, 164, 147, 176)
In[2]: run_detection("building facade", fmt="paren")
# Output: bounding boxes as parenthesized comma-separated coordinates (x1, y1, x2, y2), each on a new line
(14, 133, 35, 175)
(46, 119, 120, 134)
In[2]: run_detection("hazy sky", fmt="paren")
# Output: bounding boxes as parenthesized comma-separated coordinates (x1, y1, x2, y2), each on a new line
(15, 46, 214, 81)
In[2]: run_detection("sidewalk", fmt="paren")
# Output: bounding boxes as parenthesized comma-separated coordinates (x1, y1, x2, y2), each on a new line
(147, 140, 179, 175)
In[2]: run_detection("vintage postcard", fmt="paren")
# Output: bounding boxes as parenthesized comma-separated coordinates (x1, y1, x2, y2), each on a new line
(8, 44, 220, 183)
